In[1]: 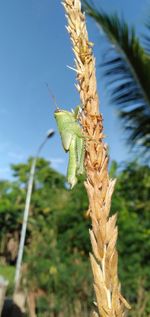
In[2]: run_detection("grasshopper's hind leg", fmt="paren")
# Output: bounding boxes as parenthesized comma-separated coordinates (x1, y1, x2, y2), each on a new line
(76, 136, 85, 175)
(67, 136, 78, 188)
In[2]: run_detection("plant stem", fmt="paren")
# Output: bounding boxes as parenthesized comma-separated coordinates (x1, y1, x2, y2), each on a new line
(62, 0, 131, 315)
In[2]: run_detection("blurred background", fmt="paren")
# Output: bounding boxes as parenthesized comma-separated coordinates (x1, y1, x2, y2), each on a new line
(0, 0, 150, 316)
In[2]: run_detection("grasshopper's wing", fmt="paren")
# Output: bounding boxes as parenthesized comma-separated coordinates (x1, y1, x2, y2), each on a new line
(60, 130, 73, 152)
(76, 136, 85, 175)
(67, 136, 77, 188)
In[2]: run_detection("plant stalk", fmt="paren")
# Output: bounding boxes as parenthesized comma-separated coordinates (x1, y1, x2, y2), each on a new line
(62, 0, 131, 316)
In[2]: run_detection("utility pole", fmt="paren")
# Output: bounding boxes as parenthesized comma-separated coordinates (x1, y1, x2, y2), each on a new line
(14, 130, 55, 292)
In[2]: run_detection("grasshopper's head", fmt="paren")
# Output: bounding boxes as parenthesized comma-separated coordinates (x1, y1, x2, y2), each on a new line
(54, 109, 76, 128)
(54, 108, 64, 123)
(54, 108, 65, 117)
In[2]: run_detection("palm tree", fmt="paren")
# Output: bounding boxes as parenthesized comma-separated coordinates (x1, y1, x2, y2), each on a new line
(83, 1, 150, 157)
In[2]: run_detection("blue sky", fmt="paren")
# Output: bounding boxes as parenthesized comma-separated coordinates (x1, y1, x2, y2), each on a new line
(0, 0, 148, 179)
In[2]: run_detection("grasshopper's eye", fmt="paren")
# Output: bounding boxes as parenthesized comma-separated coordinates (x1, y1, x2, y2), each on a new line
(54, 108, 61, 113)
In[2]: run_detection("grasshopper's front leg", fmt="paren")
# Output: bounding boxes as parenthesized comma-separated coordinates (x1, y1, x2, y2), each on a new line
(67, 136, 78, 189)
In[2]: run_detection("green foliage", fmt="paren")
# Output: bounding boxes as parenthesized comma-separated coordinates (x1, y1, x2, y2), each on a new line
(0, 158, 150, 316)
(0, 264, 15, 294)
(112, 162, 150, 315)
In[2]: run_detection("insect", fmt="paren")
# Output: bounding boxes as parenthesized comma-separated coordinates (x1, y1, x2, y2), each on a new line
(54, 106, 85, 189)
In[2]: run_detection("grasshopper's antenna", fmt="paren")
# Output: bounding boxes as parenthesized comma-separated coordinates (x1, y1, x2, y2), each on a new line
(45, 83, 59, 110)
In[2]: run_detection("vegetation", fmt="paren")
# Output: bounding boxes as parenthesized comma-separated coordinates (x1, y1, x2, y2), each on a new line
(0, 158, 149, 316)
(0, 2, 149, 317)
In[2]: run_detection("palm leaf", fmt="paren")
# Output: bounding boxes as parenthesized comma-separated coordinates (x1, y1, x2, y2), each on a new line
(143, 16, 150, 54)
(83, 1, 150, 153)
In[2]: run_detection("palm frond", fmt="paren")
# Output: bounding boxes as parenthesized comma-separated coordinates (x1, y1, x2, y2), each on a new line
(83, 1, 150, 153)
(143, 17, 150, 54)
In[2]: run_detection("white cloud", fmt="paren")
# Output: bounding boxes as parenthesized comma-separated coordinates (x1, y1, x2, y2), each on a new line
(0, 167, 11, 179)
(8, 151, 24, 160)
(0, 167, 10, 174)
(50, 157, 64, 167)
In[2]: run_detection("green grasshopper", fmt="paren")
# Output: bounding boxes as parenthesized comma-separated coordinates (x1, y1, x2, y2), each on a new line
(54, 106, 85, 189)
